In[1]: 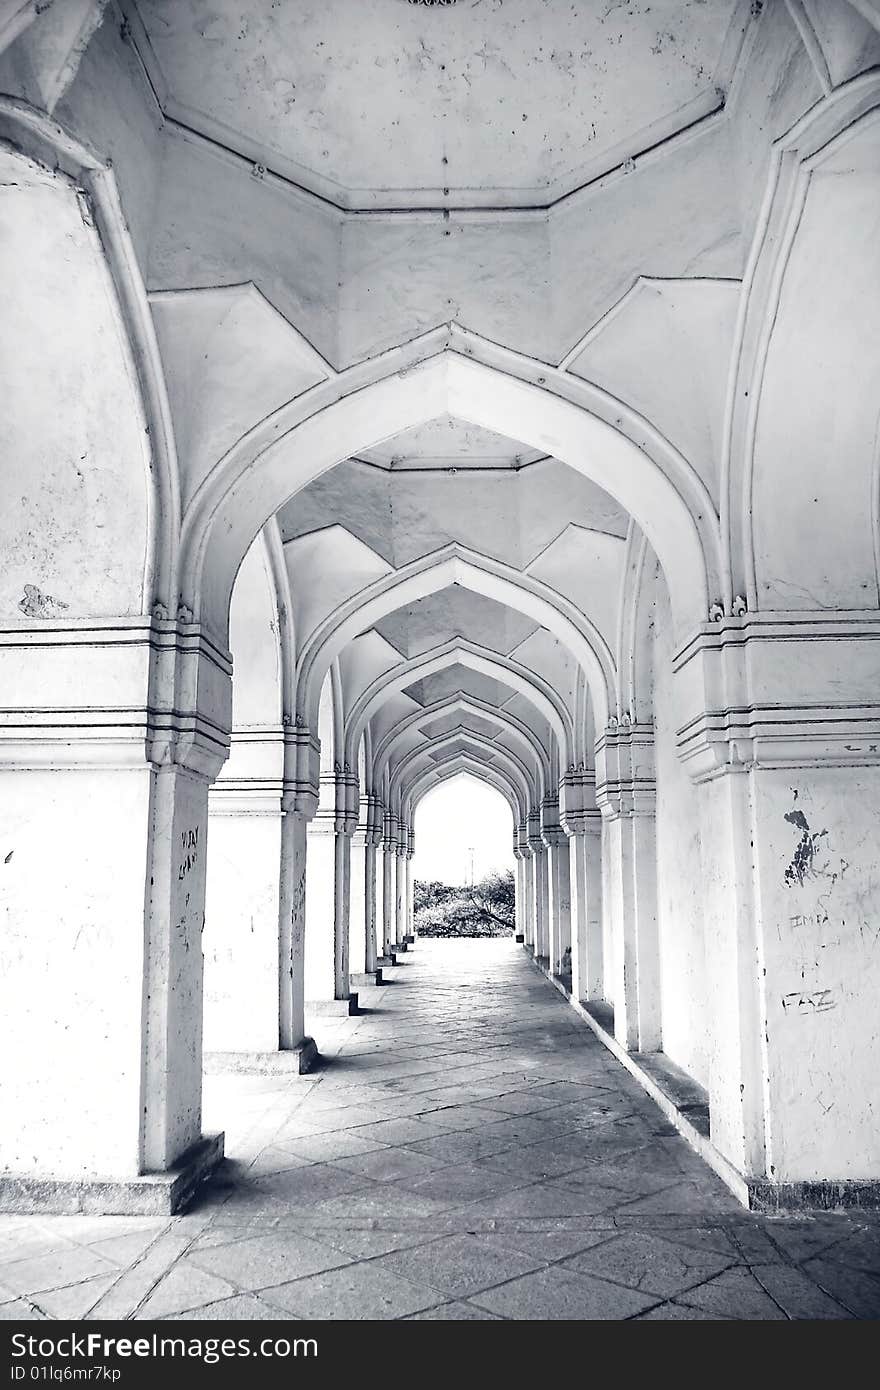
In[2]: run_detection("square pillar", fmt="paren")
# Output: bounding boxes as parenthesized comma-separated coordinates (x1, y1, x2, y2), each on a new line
(595, 724, 659, 1054)
(204, 732, 285, 1054)
(395, 847, 407, 947)
(676, 610, 880, 1202)
(567, 820, 603, 1004)
(305, 820, 336, 1002)
(349, 828, 368, 977)
(0, 617, 229, 1209)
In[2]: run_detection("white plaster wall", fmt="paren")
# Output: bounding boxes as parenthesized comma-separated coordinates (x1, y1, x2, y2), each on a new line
(753, 766, 880, 1180)
(147, 132, 342, 366)
(0, 769, 152, 1177)
(338, 216, 553, 366)
(752, 133, 880, 610)
(653, 579, 709, 1088)
(550, 120, 743, 361)
(0, 153, 150, 618)
(203, 814, 281, 1053)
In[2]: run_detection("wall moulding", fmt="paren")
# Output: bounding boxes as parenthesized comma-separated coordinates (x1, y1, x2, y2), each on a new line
(672, 609, 880, 780)
(0, 616, 231, 777)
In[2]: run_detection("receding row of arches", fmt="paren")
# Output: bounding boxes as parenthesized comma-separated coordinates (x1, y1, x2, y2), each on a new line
(1, 73, 879, 1218)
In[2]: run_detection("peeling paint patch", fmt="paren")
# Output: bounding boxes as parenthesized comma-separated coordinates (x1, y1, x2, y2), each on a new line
(783, 808, 829, 887)
(17, 584, 69, 618)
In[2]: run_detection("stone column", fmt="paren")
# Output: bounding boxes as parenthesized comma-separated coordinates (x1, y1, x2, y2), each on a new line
(204, 729, 285, 1055)
(304, 816, 336, 1002)
(364, 793, 383, 973)
(406, 828, 416, 939)
(513, 845, 525, 943)
(542, 796, 572, 980)
(528, 809, 549, 963)
(278, 804, 309, 1053)
(516, 823, 533, 948)
(560, 766, 603, 1004)
(595, 720, 659, 1053)
(381, 809, 396, 957)
(0, 614, 230, 1209)
(306, 766, 358, 1006)
(675, 611, 880, 1201)
(349, 824, 368, 979)
(395, 826, 408, 948)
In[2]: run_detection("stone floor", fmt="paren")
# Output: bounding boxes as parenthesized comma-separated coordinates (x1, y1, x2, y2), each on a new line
(2, 938, 879, 1321)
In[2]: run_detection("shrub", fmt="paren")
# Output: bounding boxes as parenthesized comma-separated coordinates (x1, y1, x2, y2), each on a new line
(413, 870, 515, 937)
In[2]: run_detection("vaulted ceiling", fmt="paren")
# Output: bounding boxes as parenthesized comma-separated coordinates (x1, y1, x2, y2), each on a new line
(126, 0, 748, 208)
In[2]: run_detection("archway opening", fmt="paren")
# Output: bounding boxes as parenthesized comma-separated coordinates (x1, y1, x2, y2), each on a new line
(412, 774, 515, 941)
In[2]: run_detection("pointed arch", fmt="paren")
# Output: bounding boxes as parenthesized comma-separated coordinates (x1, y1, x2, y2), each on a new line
(296, 542, 614, 735)
(372, 693, 550, 803)
(180, 327, 720, 645)
(344, 639, 574, 776)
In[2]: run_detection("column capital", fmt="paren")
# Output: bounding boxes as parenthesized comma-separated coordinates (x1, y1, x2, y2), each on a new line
(540, 795, 566, 848)
(527, 807, 545, 855)
(595, 721, 655, 818)
(558, 765, 600, 836)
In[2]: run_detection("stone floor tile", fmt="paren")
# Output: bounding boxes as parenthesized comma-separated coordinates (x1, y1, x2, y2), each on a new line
(282, 1130, 390, 1163)
(187, 1231, 351, 1291)
(376, 1233, 546, 1298)
(400, 1162, 534, 1206)
(676, 1267, 788, 1319)
(0, 1299, 45, 1320)
(330, 1146, 449, 1184)
(404, 1300, 503, 1319)
(799, 1257, 880, 1318)
(248, 1162, 373, 1206)
(86, 1232, 198, 1320)
(562, 1230, 735, 1297)
(134, 1261, 238, 1319)
(0, 1246, 118, 1297)
(487, 1229, 617, 1263)
(312, 1229, 442, 1261)
(173, 1294, 293, 1320)
(32, 1274, 121, 1320)
(470, 1263, 656, 1320)
(749, 1263, 852, 1319)
(259, 1261, 440, 1320)
(636, 1300, 732, 1320)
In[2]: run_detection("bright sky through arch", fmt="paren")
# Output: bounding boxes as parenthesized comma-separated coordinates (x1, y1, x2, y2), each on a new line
(411, 774, 514, 886)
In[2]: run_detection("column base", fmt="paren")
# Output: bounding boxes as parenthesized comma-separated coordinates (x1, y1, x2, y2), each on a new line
(395, 941, 409, 953)
(747, 1179, 880, 1213)
(307, 993, 360, 1017)
(377, 952, 400, 967)
(515, 933, 525, 944)
(0, 1134, 224, 1217)
(403, 935, 415, 946)
(351, 970, 384, 988)
(204, 1038, 318, 1076)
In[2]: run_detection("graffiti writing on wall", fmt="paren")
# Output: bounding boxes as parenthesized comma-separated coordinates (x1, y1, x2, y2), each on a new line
(178, 826, 199, 881)
(781, 987, 836, 1016)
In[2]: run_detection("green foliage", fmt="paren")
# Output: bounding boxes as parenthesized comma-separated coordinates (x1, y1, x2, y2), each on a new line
(413, 870, 515, 937)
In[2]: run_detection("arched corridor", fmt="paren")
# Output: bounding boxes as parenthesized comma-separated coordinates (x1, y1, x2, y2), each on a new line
(3, 940, 879, 1321)
(2, 0, 880, 1325)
